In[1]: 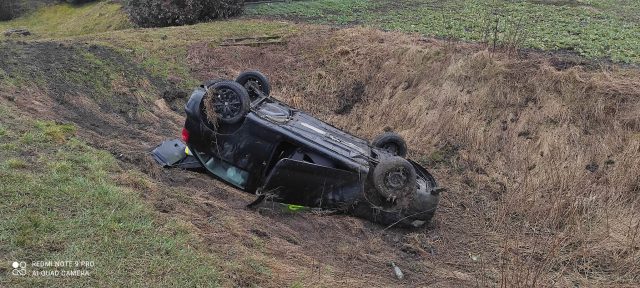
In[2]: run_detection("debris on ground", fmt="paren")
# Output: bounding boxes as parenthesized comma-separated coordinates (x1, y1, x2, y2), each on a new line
(220, 36, 283, 46)
(391, 262, 404, 280)
(4, 28, 31, 37)
(585, 162, 599, 172)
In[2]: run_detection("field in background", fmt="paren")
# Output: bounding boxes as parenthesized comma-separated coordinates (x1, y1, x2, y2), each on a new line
(1, 1, 639, 287)
(246, 0, 640, 63)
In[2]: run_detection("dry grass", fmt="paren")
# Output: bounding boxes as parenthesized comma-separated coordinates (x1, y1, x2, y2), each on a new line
(202, 88, 220, 128)
(188, 26, 640, 286)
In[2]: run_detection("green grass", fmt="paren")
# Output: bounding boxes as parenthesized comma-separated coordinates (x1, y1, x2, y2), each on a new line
(246, 0, 384, 25)
(247, 0, 640, 63)
(0, 2, 132, 38)
(0, 108, 219, 287)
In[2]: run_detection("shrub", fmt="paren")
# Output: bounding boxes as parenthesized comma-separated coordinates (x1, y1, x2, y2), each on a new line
(0, 1, 20, 21)
(0, 0, 70, 21)
(123, 0, 244, 28)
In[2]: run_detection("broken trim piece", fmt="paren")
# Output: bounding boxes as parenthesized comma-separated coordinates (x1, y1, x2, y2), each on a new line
(151, 139, 203, 169)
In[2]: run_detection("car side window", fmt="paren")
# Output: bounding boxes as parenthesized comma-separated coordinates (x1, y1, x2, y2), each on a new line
(196, 150, 249, 189)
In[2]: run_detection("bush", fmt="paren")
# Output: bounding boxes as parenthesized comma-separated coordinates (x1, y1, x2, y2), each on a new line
(124, 0, 244, 28)
(0, 1, 21, 21)
(0, 0, 81, 21)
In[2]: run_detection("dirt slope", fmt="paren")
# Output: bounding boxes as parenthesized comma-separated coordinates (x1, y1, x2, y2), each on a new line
(1, 24, 639, 287)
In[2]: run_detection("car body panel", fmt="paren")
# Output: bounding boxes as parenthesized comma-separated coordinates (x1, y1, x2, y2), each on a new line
(151, 138, 203, 169)
(261, 158, 363, 208)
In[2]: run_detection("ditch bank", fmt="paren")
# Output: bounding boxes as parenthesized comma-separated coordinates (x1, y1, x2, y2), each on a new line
(1, 25, 639, 286)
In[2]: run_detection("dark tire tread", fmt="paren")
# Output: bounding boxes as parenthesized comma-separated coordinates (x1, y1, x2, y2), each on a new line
(372, 156, 417, 201)
(372, 132, 408, 157)
(236, 70, 271, 98)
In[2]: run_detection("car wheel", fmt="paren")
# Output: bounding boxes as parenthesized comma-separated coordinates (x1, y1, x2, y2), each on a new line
(236, 70, 271, 100)
(372, 132, 408, 157)
(372, 156, 417, 202)
(208, 80, 250, 124)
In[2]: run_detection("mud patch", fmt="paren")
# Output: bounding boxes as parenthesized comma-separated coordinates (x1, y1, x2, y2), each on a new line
(1, 42, 138, 111)
(154, 197, 177, 213)
(334, 80, 365, 115)
(161, 86, 189, 111)
(0, 41, 186, 160)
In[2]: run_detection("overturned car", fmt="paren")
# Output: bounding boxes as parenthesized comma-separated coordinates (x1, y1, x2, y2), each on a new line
(154, 71, 442, 227)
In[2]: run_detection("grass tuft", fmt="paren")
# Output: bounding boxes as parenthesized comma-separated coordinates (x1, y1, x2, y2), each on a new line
(35, 121, 76, 144)
(5, 158, 28, 169)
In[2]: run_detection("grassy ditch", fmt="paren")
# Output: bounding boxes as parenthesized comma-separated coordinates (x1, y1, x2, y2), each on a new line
(1, 2, 638, 287)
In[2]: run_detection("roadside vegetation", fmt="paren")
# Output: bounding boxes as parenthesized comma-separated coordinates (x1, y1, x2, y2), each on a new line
(195, 24, 640, 286)
(0, 5, 294, 286)
(247, 0, 640, 63)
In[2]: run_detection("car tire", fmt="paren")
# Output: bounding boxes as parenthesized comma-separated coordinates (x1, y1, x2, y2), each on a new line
(202, 78, 225, 89)
(208, 80, 250, 124)
(372, 156, 417, 202)
(236, 70, 271, 99)
(372, 132, 408, 157)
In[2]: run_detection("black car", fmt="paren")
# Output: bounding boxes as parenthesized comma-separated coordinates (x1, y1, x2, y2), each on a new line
(154, 71, 442, 228)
